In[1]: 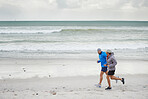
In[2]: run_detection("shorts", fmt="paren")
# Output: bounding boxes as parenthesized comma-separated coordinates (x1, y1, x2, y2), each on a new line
(101, 67, 107, 72)
(108, 70, 115, 75)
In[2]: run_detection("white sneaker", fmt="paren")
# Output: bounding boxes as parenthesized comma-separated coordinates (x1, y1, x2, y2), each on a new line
(95, 84, 101, 88)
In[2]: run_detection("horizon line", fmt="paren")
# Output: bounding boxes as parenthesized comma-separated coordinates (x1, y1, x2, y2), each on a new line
(0, 20, 148, 22)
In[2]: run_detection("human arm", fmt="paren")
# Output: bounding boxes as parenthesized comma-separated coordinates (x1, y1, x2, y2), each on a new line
(108, 57, 117, 68)
(103, 52, 107, 66)
(97, 60, 101, 63)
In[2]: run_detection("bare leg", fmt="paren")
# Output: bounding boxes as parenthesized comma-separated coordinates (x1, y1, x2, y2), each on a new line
(99, 71, 104, 84)
(109, 75, 122, 80)
(104, 71, 108, 75)
(105, 71, 111, 88)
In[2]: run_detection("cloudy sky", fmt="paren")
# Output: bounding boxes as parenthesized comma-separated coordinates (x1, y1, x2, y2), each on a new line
(0, 0, 148, 21)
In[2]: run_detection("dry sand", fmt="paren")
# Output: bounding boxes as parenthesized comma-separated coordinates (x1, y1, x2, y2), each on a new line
(0, 74, 148, 99)
(0, 58, 148, 99)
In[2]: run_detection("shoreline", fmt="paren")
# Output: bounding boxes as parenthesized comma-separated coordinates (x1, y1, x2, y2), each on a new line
(0, 57, 148, 80)
(0, 56, 148, 61)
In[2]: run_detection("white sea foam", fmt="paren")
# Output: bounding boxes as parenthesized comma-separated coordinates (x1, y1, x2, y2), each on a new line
(0, 42, 147, 52)
(0, 29, 62, 34)
(0, 26, 148, 34)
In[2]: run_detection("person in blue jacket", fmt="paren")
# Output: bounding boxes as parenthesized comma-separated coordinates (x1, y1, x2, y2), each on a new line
(95, 48, 109, 88)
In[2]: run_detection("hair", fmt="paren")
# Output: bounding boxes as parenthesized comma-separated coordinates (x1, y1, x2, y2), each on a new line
(97, 48, 101, 51)
(109, 53, 112, 55)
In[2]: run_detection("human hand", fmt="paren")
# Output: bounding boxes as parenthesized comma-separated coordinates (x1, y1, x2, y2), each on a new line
(97, 60, 100, 63)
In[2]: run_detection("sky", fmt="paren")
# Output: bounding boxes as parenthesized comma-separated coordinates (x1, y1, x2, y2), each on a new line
(0, 0, 148, 21)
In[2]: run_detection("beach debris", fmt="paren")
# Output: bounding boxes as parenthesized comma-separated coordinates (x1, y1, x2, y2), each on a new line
(22, 67, 26, 72)
(49, 75, 51, 77)
(143, 85, 147, 88)
(14, 94, 17, 96)
(87, 89, 90, 91)
(50, 91, 57, 95)
(52, 92, 56, 95)
(74, 92, 79, 95)
(9, 74, 11, 76)
(79, 88, 81, 90)
(26, 88, 29, 90)
(36, 93, 38, 95)
(63, 87, 65, 89)
(70, 90, 73, 92)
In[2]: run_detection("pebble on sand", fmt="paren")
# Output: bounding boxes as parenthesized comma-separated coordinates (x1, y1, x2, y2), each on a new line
(50, 91, 57, 95)
(52, 92, 56, 95)
(14, 94, 17, 96)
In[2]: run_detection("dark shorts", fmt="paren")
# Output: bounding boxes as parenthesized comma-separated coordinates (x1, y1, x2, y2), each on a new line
(101, 67, 107, 72)
(108, 70, 115, 75)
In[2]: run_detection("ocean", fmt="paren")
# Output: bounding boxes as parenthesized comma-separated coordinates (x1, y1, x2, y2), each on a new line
(0, 21, 148, 79)
(0, 21, 147, 59)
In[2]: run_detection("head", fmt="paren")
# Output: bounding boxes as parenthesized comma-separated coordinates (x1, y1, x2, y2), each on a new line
(106, 49, 112, 56)
(97, 48, 102, 54)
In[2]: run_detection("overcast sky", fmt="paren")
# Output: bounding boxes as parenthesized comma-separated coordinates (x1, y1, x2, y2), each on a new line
(0, 0, 148, 21)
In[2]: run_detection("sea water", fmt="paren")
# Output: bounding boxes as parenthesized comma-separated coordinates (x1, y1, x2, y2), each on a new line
(0, 21, 148, 79)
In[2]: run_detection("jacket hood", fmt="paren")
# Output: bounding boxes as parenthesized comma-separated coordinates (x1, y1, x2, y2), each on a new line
(108, 52, 114, 58)
(111, 52, 114, 55)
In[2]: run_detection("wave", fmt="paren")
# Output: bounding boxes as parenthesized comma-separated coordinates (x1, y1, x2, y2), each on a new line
(0, 47, 147, 52)
(0, 47, 147, 61)
(0, 28, 146, 34)
(0, 40, 65, 43)
(0, 43, 147, 52)
(0, 38, 147, 44)
(61, 28, 148, 31)
(0, 26, 147, 34)
(0, 29, 62, 34)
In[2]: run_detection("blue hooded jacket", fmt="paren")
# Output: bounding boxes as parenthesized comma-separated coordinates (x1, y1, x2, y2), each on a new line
(98, 51, 107, 67)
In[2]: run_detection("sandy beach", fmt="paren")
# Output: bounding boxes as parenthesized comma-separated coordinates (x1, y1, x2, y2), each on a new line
(0, 58, 148, 99)
(0, 74, 148, 99)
